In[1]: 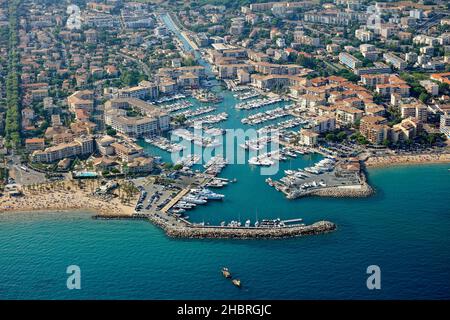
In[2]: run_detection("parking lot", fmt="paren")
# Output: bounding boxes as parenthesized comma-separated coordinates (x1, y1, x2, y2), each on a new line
(132, 173, 210, 214)
(9, 165, 48, 185)
(133, 179, 181, 214)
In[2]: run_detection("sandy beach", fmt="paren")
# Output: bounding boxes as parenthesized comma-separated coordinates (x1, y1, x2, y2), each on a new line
(365, 152, 450, 168)
(0, 180, 136, 216)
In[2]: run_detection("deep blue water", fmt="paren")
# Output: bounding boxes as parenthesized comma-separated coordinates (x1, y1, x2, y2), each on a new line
(0, 164, 449, 300)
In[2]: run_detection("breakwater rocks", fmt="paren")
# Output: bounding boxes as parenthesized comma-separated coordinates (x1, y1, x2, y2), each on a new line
(148, 214, 336, 239)
(92, 214, 149, 220)
(308, 182, 374, 198)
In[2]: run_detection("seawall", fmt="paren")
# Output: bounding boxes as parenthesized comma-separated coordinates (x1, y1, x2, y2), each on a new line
(148, 214, 336, 239)
(307, 182, 374, 198)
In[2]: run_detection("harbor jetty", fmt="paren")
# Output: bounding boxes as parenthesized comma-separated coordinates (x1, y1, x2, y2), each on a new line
(303, 180, 373, 198)
(148, 213, 336, 239)
(92, 214, 149, 220)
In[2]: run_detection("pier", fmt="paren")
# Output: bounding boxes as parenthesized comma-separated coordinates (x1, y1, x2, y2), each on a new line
(148, 213, 336, 239)
(92, 214, 149, 220)
(160, 188, 191, 213)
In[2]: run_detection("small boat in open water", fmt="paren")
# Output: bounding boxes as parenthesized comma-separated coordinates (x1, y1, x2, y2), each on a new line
(222, 267, 231, 278)
(232, 279, 241, 287)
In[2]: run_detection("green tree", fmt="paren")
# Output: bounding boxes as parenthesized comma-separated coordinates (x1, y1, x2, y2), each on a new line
(419, 92, 430, 103)
(325, 133, 336, 142)
(173, 164, 183, 170)
(106, 126, 117, 136)
(336, 131, 347, 142)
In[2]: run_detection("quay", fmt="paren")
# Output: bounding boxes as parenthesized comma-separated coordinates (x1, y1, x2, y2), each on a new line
(267, 158, 374, 200)
(148, 213, 336, 239)
(160, 187, 191, 213)
(91, 194, 337, 239)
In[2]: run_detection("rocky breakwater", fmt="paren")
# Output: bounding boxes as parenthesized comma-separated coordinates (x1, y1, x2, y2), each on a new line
(148, 213, 336, 239)
(308, 181, 374, 198)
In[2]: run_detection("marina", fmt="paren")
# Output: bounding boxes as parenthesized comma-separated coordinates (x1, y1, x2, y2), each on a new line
(1, 2, 449, 301)
(158, 100, 193, 113)
(241, 106, 294, 125)
(204, 127, 225, 136)
(175, 154, 201, 168)
(235, 97, 283, 110)
(188, 112, 228, 127)
(223, 79, 252, 92)
(206, 177, 229, 188)
(154, 93, 187, 104)
(192, 89, 222, 103)
(144, 136, 184, 153)
(172, 129, 222, 148)
(174, 106, 216, 119)
(258, 118, 308, 134)
(240, 135, 278, 151)
(247, 148, 301, 167)
(233, 90, 261, 101)
(203, 156, 228, 176)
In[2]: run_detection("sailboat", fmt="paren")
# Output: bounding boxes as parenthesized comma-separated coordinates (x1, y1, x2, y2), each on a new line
(254, 209, 259, 228)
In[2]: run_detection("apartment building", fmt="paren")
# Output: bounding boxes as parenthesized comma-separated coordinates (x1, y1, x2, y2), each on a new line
(399, 99, 428, 122)
(419, 80, 439, 96)
(391, 118, 422, 143)
(104, 98, 169, 137)
(355, 28, 373, 42)
(251, 62, 305, 75)
(217, 64, 254, 79)
(96, 135, 116, 156)
(375, 75, 410, 97)
(25, 138, 45, 152)
(251, 74, 307, 90)
(383, 52, 407, 70)
(339, 52, 362, 70)
(293, 31, 320, 47)
(312, 116, 336, 134)
(126, 157, 154, 174)
(117, 81, 159, 100)
(360, 74, 391, 87)
(335, 105, 364, 125)
(32, 136, 94, 163)
(111, 141, 144, 162)
(359, 116, 389, 145)
(440, 111, 450, 139)
(355, 62, 392, 76)
(67, 90, 94, 113)
(300, 129, 319, 146)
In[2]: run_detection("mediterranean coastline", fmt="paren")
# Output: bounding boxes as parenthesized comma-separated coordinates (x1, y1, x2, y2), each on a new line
(1, 0, 450, 301)
(364, 152, 450, 168)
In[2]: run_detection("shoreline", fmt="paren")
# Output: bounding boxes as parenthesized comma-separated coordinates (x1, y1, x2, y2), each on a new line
(0, 192, 135, 216)
(0, 180, 136, 217)
(364, 153, 450, 169)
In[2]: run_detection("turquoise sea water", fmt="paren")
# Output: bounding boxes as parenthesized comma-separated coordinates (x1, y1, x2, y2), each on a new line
(0, 164, 449, 300)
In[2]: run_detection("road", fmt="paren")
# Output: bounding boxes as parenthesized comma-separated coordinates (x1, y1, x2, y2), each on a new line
(416, 12, 449, 33)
